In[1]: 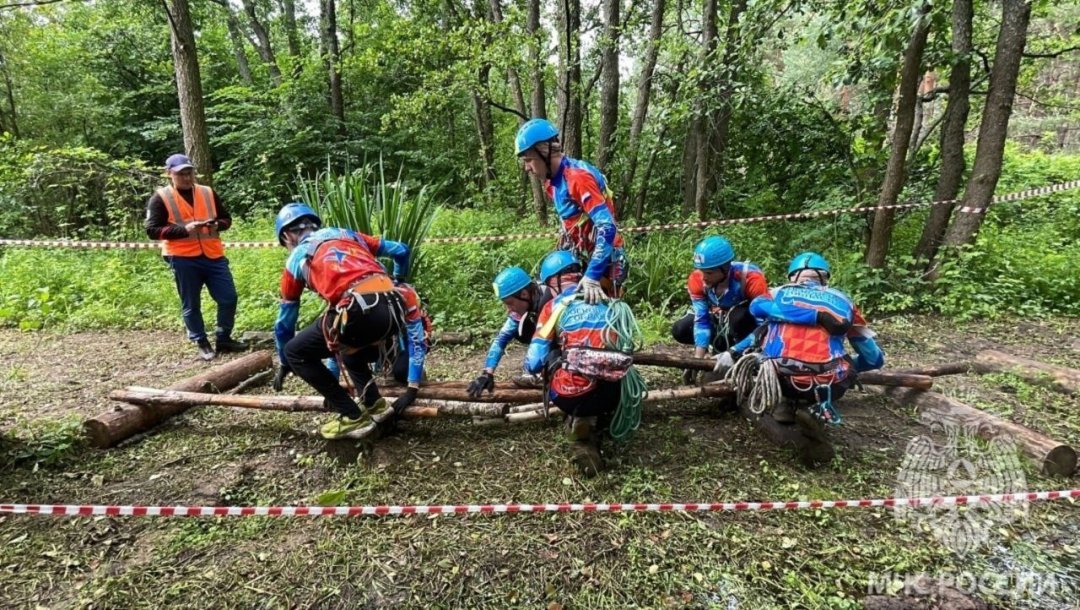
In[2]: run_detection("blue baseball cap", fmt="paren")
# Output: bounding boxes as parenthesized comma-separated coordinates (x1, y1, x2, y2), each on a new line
(165, 153, 195, 172)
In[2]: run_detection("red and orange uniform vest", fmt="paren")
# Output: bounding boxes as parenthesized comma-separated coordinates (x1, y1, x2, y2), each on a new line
(157, 185, 224, 259)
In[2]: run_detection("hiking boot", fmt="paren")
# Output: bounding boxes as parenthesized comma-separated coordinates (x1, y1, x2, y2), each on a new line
(771, 401, 796, 424)
(366, 397, 394, 424)
(511, 373, 544, 389)
(794, 408, 834, 468)
(196, 338, 216, 362)
(570, 441, 603, 478)
(319, 413, 376, 440)
(215, 336, 248, 353)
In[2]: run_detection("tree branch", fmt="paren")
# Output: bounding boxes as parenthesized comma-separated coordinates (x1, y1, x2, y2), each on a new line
(1023, 45, 1080, 59)
(487, 98, 528, 121)
(0, 0, 67, 9)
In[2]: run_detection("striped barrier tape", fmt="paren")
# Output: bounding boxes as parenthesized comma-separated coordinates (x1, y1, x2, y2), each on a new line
(1, 489, 1076, 518)
(0, 179, 1076, 250)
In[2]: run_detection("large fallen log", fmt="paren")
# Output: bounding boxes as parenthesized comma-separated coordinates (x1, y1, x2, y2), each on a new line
(379, 384, 544, 403)
(893, 362, 978, 377)
(633, 351, 933, 389)
(240, 330, 473, 349)
(109, 387, 508, 419)
(880, 387, 1077, 477)
(975, 349, 1079, 395)
(506, 383, 736, 422)
(85, 351, 274, 448)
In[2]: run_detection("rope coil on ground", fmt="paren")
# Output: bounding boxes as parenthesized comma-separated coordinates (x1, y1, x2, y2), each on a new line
(1, 179, 1076, 250)
(1, 489, 1076, 518)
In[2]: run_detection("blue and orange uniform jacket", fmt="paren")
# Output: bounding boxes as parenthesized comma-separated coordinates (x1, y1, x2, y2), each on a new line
(524, 285, 616, 398)
(686, 262, 770, 350)
(392, 282, 430, 385)
(732, 281, 884, 381)
(545, 156, 625, 283)
(273, 228, 418, 379)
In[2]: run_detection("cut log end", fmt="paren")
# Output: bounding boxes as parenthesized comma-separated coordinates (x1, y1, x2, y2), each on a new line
(1043, 445, 1078, 478)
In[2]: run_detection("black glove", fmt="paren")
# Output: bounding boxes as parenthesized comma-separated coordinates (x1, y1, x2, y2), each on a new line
(392, 387, 419, 415)
(272, 365, 291, 391)
(467, 372, 495, 399)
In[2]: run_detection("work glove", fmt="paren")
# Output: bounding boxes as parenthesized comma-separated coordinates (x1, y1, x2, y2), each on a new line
(681, 368, 699, 386)
(467, 372, 495, 399)
(578, 277, 606, 305)
(272, 364, 291, 391)
(713, 350, 735, 373)
(392, 387, 419, 415)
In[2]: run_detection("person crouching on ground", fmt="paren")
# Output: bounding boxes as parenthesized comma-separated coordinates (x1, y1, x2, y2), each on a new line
(271, 202, 418, 440)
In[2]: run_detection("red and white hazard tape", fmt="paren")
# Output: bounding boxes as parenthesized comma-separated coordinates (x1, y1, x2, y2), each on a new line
(2, 489, 1076, 518)
(0, 179, 1076, 250)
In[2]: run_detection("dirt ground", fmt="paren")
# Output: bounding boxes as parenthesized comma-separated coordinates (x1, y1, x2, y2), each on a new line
(0, 315, 1078, 609)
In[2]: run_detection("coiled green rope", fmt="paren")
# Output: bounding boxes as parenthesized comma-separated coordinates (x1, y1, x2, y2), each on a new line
(604, 300, 647, 441)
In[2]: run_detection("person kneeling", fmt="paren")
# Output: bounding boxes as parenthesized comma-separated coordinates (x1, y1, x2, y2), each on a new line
(523, 251, 638, 477)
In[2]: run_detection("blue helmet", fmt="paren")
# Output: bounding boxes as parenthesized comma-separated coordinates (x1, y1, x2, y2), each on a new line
(788, 251, 831, 277)
(692, 236, 735, 270)
(539, 250, 580, 284)
(275, 202, 321, 246)
(493, 267, 533, 300)
(515, 118, 559, 156)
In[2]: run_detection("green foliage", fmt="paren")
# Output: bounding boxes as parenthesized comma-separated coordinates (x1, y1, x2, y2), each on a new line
(295, 159, 442, 280)
(2, 416, 83, 469)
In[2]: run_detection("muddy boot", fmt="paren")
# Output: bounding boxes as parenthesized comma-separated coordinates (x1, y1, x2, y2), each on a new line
(511, 373, 544, 389)
(771, 401, 796, 424)
(568, 416, 603, 478)
(794, 408, 834, 468)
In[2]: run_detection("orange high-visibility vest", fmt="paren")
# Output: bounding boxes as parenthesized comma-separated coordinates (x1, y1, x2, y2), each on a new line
(157, 185, 225, 259)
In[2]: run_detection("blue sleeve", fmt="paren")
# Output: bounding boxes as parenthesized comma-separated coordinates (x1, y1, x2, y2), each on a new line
(523, 336, 550, 375)
(750, 293, 819, 327)
(274, 300, 300, 365)
(731, 330, 757, 356)
(584, 218, 616, 282)
(484, 316, 519, 371)
(403, 318, 427, 384)
(691, 298, 712, 350)
(849, 333, 885, 372)
(376, 239, 411, 279)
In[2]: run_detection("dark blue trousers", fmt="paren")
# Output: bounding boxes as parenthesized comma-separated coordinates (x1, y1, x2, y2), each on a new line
(165, 255, 238, 342)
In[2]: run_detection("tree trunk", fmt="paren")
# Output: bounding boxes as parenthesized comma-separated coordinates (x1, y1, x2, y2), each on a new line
(0, 42, 18, 138)
(555, 0, 582, 157)
(634, 123, 669, 221)
(222, 8, 254, 86)
(84, 351, 273, 448)
(624, 0, 665, 211)
(865, 2, 932, 268)
(321, 0, 346, 137)
(240, 0, 282, 86)
(933, 0, 1031, 268)
(681, 128, 698, 215)
(694, 0, 746, 220)
(881, 387, 1076, 477)
(914, 0, 974, 263)
(280, 0, 302, 58)
(525, 0, 548, 224)
(165, 0, 214, 184)
(685, 0, 718, 218)
(596, 0, 620, 175)
(471, 80, 497, 189)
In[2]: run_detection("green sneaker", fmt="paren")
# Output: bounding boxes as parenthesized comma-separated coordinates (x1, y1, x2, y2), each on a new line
(319, 413, 376, 440)
(366, 397, 394, 424)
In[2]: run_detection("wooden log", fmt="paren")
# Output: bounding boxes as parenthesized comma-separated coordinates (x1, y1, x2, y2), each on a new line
(379, 384, 543, 404)
(241, 330, 473, 348)
(506, 384, 736, 420)
(431, 331, 472, 345)
(881, 387, 1077, 477)
(633, 351, 933, 389)
(856, 371, 933, 390)
(893, 362, 978, 377)
(84, 351, 273, 448)
(975, 349, 1079, 395)
(108, 387, 504, 419)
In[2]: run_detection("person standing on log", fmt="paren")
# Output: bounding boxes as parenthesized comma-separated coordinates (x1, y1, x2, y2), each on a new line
(467, 266, 548, 399)
(145, 154, 247, 361)
(270, 203, 419, 440)
(523, 251, 634, 477)
(671, 236, 770, 384)
(724, 252, 884, 430)
(515, 119, 626, 303)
